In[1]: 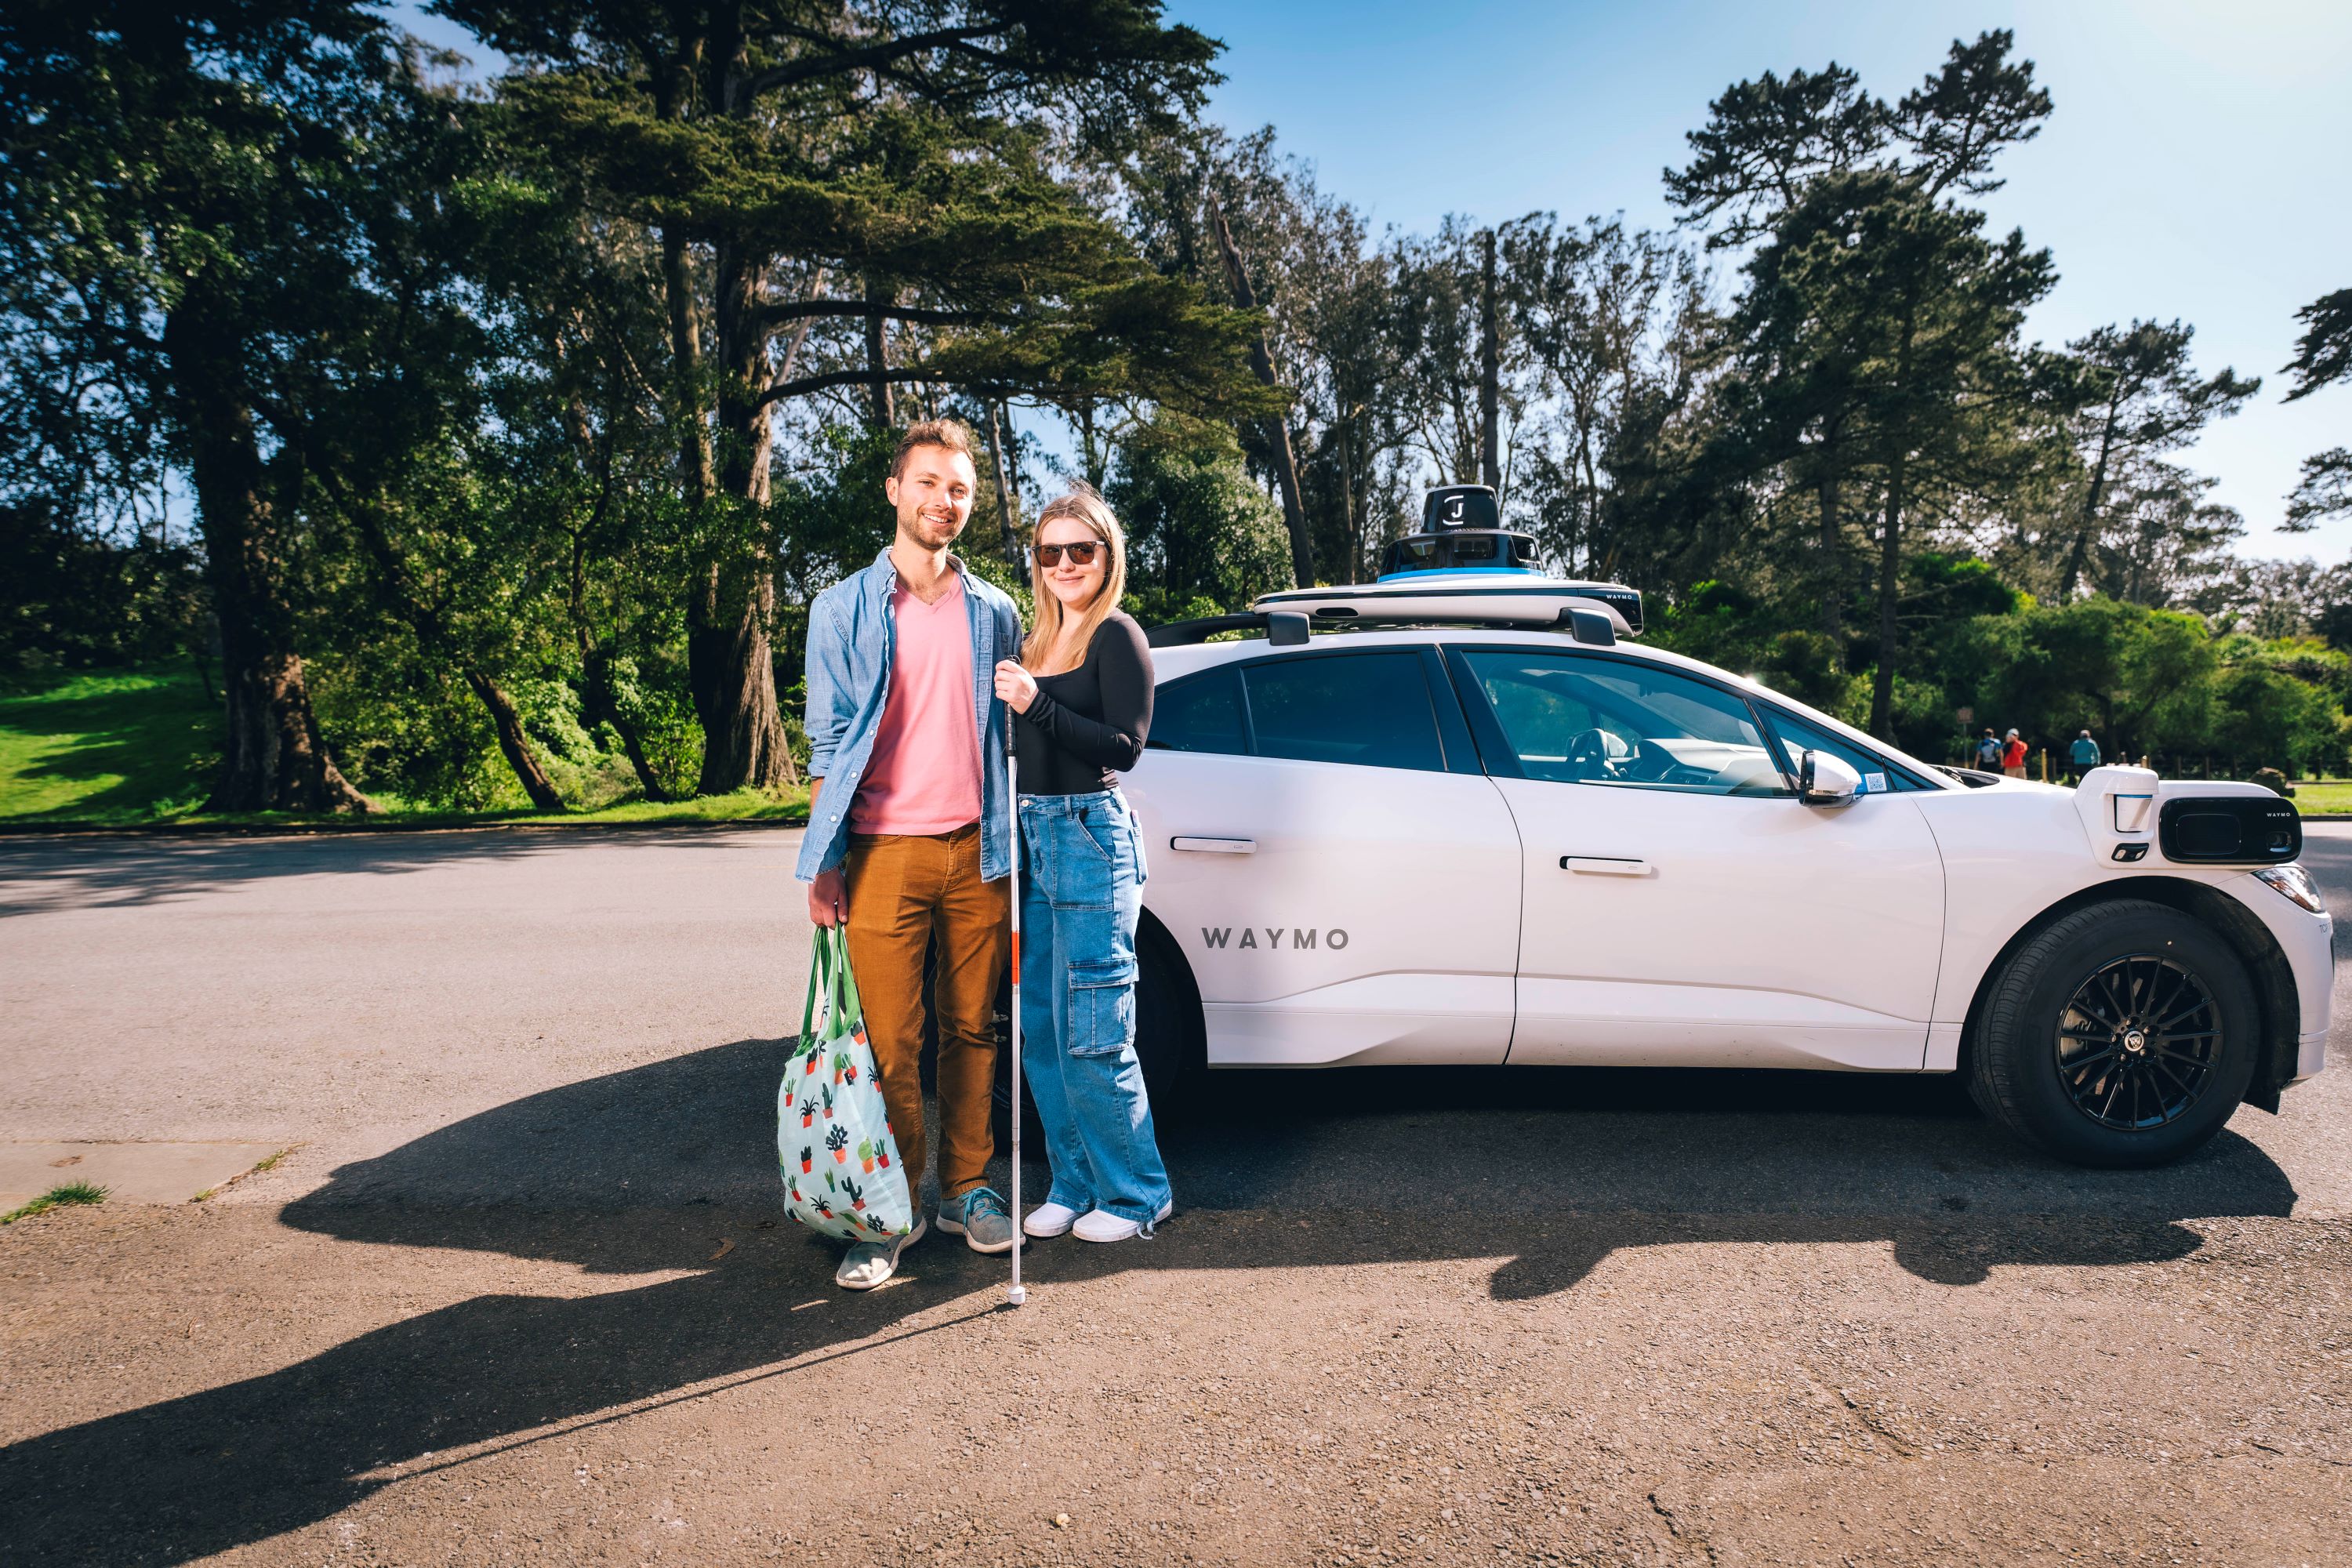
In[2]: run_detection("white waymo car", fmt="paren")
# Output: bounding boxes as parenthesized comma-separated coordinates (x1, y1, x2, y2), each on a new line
(1099, 488, 2332, 1169)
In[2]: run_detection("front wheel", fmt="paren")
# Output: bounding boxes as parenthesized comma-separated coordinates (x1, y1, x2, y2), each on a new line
(992, 916, 1204, 1146)
(1969, 899, 2258, 1167)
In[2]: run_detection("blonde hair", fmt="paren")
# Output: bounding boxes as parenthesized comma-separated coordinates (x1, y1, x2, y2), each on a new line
(1022, 485, 1128, 674)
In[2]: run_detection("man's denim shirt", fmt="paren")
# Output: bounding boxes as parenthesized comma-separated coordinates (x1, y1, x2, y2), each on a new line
(796, 547, 1021, 884)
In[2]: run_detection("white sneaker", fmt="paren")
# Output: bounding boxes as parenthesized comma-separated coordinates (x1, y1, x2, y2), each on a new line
(834, 1214, 925, 1290)
(1071, 1201, 1174, 1244)
(1022, 1202, 1080, 1239)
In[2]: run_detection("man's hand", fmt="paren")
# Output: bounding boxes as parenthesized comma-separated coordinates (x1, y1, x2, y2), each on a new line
(808, 866, 847, 927)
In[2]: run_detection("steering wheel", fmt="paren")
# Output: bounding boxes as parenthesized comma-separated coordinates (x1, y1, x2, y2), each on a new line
(1565, 728, 1621, 781)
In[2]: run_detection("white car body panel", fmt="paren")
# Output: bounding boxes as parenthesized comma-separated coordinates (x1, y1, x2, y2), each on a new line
(1499, 778, 1944, 1069)
(1134, 627, 2332, 1095)
(1123, 749, 1520, 1066)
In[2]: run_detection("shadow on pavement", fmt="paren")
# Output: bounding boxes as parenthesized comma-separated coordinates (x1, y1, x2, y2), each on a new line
(0, 1038, 2299, 1565)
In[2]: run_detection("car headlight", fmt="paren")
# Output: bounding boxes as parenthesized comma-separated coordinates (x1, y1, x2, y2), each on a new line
(2253, 864, 2327, 915)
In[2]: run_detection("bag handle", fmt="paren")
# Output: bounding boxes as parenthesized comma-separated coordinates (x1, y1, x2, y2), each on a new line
(800, 925, 840, 1044)
(799, 925, 866, 1051)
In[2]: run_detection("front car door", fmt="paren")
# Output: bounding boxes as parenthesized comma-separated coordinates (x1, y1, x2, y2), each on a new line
(1445, 644, 1946, 1070)
(1123, 644, 1523, 1066)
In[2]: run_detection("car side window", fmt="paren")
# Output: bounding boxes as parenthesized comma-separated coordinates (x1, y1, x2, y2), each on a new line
(1242, 652, 1446, 773)
(1759, 707, 1933, 793)
(1145, 667, 1247, 755)
(1457, 650, 1788, 797)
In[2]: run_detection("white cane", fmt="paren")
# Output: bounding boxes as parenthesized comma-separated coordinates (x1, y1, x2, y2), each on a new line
(1004, 712, 1028, 1308)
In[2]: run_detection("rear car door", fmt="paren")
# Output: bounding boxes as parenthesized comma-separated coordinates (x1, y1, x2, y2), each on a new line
(1123, 646, 1522, 1066)
(1445, 645, 1945, 1070)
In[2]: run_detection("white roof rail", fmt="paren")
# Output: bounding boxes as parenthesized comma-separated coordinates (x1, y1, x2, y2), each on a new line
(1253, 579, 1642, 637)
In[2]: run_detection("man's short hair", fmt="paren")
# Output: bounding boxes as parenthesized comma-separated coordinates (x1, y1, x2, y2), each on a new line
(891, 418, 979, 480)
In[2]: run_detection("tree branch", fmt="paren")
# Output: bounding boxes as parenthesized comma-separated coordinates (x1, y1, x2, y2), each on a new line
(757, 364, 935, 408)
(753, 299, 996, 331)
(742, 25, 999, 99)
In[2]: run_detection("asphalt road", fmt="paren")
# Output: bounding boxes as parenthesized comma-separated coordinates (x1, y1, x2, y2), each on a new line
(2, 825, 2347, 1566)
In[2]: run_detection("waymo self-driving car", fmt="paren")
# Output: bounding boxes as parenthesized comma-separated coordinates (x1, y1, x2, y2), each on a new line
(1107, 487, 2329, 1167)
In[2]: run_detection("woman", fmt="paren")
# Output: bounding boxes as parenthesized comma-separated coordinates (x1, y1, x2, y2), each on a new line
(990, 485, 1172, 1243)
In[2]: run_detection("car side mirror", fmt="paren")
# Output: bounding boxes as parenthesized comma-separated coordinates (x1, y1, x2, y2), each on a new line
(1797, 749, 1862, 807)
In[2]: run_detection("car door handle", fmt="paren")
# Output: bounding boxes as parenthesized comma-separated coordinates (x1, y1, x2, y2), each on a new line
(1172, 836, 1256, 854)
(1559, 855, 1652, 876)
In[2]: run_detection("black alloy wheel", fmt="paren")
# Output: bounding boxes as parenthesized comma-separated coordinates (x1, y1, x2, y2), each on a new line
(2054, 954, 2221, 1131)
(1969, 898, 2258, 1167)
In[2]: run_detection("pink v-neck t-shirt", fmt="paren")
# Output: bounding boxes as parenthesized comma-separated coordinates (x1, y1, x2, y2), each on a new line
(848, 570, 985, 837)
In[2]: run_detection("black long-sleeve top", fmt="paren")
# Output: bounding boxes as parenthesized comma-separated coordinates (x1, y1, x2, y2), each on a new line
(1014, 612, 1155, 795)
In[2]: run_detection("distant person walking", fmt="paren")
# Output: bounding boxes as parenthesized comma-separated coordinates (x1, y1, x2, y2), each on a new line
(799, 418, 1023, 1290)
(1975, 728, 2002, 772)
(2002, 728, 2030, 779)
(992, 486, 1173, 1245)
(2069, 729, 2101, 784)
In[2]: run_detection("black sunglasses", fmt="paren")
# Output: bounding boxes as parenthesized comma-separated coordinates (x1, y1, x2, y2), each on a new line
(1033, 540, 1102, 568)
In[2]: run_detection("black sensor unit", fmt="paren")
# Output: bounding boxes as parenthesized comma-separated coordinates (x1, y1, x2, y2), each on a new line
(1421, 485, 1501, 532)
(2156, 795, 2301, 865)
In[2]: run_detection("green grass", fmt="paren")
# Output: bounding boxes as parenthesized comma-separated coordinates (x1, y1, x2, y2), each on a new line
(2, 1181, 108, 1225)
(2283, 782, 2352, 814)
(0, 670, 218, 822)
(0, 668, 810, 831)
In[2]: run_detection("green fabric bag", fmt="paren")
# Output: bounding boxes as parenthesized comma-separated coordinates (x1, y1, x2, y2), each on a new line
(779, 927, 915, 1242)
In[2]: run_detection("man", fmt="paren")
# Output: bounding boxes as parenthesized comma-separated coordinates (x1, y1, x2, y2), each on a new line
(799, 419, 1022, 1290)
(1974, 728, 2002, 772)
(2069, 728, 2101, 785)
(2002, 728, 2030, 779)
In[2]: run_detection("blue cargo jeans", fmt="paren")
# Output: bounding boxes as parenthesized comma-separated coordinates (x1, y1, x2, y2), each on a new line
(1018, 788, 1171, 1226)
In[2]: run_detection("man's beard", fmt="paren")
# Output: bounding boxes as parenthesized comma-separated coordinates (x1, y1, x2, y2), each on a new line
(899, 506, 965, 550)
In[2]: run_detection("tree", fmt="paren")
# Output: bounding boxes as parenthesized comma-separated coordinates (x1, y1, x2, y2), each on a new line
(1106, 415, 1291, 618)
(1502, 217, 1700, 581)
(444, 0, 1245, 793)
(2054, 320, 2257, 598)
(0, 2, 422, 811)
(2283, 287, 2352, 528)
(1668, 31, 2061, 738)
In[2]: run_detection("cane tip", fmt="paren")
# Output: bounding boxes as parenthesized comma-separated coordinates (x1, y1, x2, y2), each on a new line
(1006, 1284, 1028, 1307)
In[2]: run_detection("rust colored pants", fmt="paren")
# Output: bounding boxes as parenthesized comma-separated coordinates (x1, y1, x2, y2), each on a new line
(841, 824, 1007, 1203)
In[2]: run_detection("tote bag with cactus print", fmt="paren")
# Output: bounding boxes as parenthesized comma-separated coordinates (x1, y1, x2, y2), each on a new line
(778, 927, 915, 1243)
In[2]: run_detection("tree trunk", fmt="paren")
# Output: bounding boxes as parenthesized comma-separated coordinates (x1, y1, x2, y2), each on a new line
(1867, 453, 1905, 740)
(1817, 470, 1844, 641)
(986, 397, 1025, 569)
(864, 274, 895, 430)
(662, 228, 714, 508)
(567, 525, 672, 804)
(690, 245, 797, 793)
(1207, 193, 1313, 588)
(1479, 229, 1501, 492)
(165, 303, 372, 815)
(465, 669, 567, 812)
(2060, 398, 2122, 602)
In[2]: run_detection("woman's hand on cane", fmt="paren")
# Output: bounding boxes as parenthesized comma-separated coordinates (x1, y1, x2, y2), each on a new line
(993, 659, 1037, 713)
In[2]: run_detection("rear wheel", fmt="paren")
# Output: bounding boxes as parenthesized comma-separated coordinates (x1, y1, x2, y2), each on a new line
(1969, 899, 2258, 1167)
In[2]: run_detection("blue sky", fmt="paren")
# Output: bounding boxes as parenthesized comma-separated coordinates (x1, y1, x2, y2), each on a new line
(1167, 0, 2352, 561)
(393, 2, 2351, 561)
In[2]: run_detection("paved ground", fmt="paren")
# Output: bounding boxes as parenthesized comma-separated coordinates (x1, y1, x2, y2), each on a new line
(2, 825, 2348, 1565)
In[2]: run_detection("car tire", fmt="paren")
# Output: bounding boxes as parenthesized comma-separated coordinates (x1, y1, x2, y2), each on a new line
(991, 916, 1204, 1148)
(1969, 899, 2258, 1167)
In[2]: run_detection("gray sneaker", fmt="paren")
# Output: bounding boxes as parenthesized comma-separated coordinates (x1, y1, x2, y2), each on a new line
(835, 1214, 926, 1290)
(935, 1186, 1015, 1254)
